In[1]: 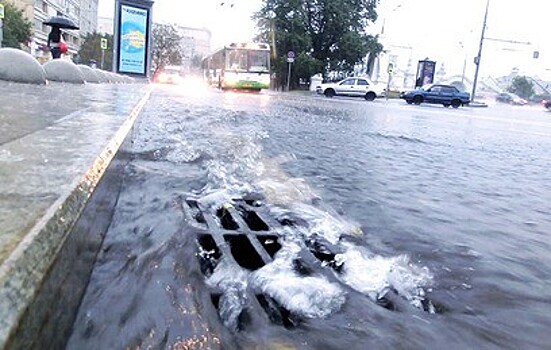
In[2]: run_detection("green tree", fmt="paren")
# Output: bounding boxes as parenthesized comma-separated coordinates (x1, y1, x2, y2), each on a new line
(77, 32, 113, 70)
(0, 2, 32, 49)
(151, 23, 183, 73)
(508, 76, 535, 100)
(254, 0, 382, 89)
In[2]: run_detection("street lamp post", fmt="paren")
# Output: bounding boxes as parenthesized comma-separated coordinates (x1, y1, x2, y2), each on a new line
(471, 0, 490, 100)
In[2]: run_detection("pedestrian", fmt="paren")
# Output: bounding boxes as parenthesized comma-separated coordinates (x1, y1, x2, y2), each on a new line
(47, 26, 62, 59)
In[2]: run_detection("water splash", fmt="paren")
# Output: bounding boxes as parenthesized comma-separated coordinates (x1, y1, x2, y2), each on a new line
(288, 203, 362, 244)
(251, 240, 346, 318)
(206, 258, 249, 330)
(334, 244, 433, 309)
(186, 116, 434, 318)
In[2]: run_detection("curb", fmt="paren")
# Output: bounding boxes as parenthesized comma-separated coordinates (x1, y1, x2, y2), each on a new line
(0, 86, 153, 348)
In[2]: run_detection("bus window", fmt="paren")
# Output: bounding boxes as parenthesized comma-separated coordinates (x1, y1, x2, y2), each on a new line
(249, 50, 269, 72)
(227, 49, 248, 71)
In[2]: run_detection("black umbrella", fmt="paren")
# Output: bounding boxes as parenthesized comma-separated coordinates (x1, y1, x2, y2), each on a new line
(44, 16, 79, 30)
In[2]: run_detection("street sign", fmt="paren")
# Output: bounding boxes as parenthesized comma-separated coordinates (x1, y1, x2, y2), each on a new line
(387, 62, 394, 74)
(100, 38, 108, 50)
(0, 4, 4, 20)
(287, 57, 294, 63)
(287, 50, 295, 59)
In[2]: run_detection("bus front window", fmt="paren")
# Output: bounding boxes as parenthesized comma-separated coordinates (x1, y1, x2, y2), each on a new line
(249, 50, 269, 72)
(227, 49, 248, 71)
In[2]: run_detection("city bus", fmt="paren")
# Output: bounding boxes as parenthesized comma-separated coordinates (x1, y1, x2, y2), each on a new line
(202, 42, 271, 91)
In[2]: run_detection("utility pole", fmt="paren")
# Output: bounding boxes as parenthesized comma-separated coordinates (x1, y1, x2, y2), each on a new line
(472, 0, 490, 101)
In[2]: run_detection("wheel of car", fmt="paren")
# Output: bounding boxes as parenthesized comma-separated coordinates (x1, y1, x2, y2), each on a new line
(406, 100, 413, 104)
(413, 95, 423, 105)
(451, 99, 461, 108)
(364, 92, 376, 101)
(443, 103, 450, 108)
(324, 89, 335, 98)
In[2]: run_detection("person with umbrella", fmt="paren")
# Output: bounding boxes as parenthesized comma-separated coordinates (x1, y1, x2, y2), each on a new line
(47, 26, 63, 59)
(44, 16, 79, 59)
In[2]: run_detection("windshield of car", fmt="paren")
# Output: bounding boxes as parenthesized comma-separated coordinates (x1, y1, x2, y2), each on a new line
(340, 79, 355, 85)
(4, 1, 549, 350)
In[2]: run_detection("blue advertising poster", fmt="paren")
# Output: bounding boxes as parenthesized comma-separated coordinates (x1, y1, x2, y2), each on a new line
(118, 4, 148, 74)
(415, 60, 436, 88)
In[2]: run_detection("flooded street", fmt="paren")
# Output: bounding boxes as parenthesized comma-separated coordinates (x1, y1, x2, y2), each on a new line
(68, 85, 551, 349)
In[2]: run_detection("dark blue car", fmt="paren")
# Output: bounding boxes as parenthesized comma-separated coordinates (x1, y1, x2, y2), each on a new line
(401, 84, 471, 108)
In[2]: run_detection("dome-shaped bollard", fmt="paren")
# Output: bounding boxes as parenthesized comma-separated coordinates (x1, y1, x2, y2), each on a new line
(43, 60, 85, 84)
(77, 65, 101, 83)
(0, 48, 47, 84)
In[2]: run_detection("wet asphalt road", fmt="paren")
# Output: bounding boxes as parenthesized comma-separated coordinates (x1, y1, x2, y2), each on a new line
(68, 84, 551, 350)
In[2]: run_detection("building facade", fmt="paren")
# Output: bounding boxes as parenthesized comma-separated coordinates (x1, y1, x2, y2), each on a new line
(177, 26, 211, 71)
(97, 16, 113, 35)
(10, 0, 98, 60)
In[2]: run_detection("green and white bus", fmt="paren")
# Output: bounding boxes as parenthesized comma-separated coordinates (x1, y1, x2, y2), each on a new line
(202, 42, 271, 91)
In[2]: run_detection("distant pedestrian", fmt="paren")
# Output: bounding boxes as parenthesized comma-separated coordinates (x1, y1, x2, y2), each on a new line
(47, 27, 62, 59)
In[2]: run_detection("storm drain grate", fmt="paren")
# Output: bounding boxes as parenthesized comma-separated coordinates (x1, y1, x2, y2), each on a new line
(257, 235, 282, 258)
(224, 234, 265, 270)
(197, 234, 221, 277)
(216, 207, 239, 230)
(238, 208, 270, 231)
(183, 193, 439, 332)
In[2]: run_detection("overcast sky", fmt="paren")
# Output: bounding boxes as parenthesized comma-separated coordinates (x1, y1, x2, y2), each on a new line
(99, 0, 551, 79)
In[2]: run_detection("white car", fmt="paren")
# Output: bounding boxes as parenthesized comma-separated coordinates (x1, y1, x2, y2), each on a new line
(316, 77, 385, 101)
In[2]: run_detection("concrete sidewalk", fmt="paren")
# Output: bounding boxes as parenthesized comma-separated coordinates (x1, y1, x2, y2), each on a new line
(0, 81, 152, 347)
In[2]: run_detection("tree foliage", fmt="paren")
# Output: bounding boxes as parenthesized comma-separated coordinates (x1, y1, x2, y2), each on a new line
(152, 23, 183, 72)
(507, 76, 535, 100)
(77, 32, 113, 70)
(254, 0, 382, 88)
(0, 2, 32, 48)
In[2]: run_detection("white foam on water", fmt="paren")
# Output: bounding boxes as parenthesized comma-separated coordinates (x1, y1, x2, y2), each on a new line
(206, 257, 249, 291)
(206, 257, 250, 329)
(196, 189, 236, 209)
(165, 134, 201, 163)
(251, 240, 346, 318)
(289, 203, 362, 244)
(205, 239, 346, 322)
(204, 129, 267, 189)
(335, 244, 433, 306)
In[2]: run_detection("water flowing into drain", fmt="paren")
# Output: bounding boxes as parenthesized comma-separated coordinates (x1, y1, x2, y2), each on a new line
(179, 125, 436, 333)
(187, 193, 437, 333)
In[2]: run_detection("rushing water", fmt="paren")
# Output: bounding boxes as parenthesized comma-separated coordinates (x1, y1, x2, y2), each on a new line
(68, 85, 551, 349)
